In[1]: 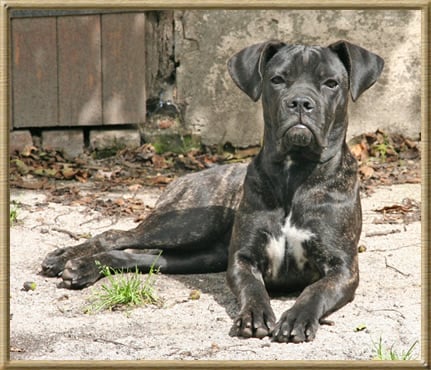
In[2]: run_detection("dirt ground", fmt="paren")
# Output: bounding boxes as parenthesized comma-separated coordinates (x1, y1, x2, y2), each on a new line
(9, 181, 421, 361)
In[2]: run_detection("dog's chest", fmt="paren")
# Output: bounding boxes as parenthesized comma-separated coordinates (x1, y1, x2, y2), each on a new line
(265, 214, 314, 281)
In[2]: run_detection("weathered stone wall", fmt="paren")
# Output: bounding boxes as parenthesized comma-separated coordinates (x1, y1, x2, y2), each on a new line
(174, 9, 421, 147)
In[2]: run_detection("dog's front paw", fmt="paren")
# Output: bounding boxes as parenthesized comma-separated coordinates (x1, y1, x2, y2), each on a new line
(231, 303, 276, 339)
(272, 307, 319, 343)
(60, 257, 102, 289)
(41, 248, 70, 277)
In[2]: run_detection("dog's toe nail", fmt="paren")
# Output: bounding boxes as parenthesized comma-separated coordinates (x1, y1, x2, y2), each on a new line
(254, 327, 268, 338)
(241, 328, 253, 338)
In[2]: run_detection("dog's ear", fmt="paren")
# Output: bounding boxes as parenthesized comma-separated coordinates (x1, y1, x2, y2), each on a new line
(227, 41, 286, 101)
(329, 40, 384, 102)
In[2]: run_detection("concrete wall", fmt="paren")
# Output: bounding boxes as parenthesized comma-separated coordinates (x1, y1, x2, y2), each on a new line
(174, 9, 421, 147)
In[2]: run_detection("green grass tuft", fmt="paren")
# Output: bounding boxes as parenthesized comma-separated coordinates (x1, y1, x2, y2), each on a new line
(10, 201, 19, 225)
(372, 336, 418, 360)
(86, 255, 162, 313)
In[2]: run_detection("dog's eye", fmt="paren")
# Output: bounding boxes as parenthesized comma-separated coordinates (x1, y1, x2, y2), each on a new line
(323, 79, 339, 89)
(271, 76, 285, 85)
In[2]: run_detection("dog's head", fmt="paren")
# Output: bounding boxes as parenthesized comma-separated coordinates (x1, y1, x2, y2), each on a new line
(227, 40, 384, 162)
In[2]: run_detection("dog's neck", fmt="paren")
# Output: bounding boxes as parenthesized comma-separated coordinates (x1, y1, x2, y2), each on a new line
(251, 141, 352, 213)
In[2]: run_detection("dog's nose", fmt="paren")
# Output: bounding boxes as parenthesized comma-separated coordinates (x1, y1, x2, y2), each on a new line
(287, 97, 315, 113)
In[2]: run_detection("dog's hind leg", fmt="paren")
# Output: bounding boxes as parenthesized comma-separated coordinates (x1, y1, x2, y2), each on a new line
(41, 206, 235, 279)
(60, 241, 229, 289)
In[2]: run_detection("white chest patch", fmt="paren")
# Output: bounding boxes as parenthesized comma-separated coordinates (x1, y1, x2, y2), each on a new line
(266, 213, 314, 279)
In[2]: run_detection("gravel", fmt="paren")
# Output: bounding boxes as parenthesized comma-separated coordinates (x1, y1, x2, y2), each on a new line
(10, 183, 421, 361)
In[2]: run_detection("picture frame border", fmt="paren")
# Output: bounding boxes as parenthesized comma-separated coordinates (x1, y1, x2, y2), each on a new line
(1, 1, 429, 369)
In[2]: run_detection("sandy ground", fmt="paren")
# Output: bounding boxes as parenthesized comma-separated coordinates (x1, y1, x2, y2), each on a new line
(9, 182, 421, 361)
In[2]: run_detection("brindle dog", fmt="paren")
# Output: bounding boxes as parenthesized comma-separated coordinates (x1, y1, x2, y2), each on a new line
(42, 40, 384, 343)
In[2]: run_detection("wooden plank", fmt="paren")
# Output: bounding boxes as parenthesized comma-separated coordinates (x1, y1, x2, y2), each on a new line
(58, 15, 102, 126)
(11, 17, 58, 128)
(102, 13, 146, 124)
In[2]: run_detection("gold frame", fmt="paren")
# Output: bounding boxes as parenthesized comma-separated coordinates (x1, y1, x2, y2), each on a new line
(1, 1, 429, 369)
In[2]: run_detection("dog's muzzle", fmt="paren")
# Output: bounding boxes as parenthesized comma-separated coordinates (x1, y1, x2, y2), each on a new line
(278, 94, 326, 150)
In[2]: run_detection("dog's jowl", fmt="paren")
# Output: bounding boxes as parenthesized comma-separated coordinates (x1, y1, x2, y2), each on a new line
(42, 40, 384, 343)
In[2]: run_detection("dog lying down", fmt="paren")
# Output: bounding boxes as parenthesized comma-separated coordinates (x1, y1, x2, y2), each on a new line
(42, 40, 384, 342)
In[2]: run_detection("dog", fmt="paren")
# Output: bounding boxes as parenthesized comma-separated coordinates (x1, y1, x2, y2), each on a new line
(42, 40, 384, 343)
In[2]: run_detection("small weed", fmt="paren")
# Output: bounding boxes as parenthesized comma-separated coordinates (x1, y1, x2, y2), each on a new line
(372, 336, 418, 360)
(10, 201, 19, 225)
(374, 143, 391, 160)
(86, 255, 161, 313)
(372, 133, 395, 161)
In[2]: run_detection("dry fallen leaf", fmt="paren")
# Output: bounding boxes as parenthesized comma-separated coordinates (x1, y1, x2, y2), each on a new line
(10, 347, 25, 353)
(359, 164, 374, 179)
(148, 175, 173, 185)
(128, 184, 142, 192)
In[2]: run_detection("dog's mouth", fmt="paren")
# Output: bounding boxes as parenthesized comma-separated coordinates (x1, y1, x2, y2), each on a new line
(284, 124, 313, 147)
(281, 120, 327, 150)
